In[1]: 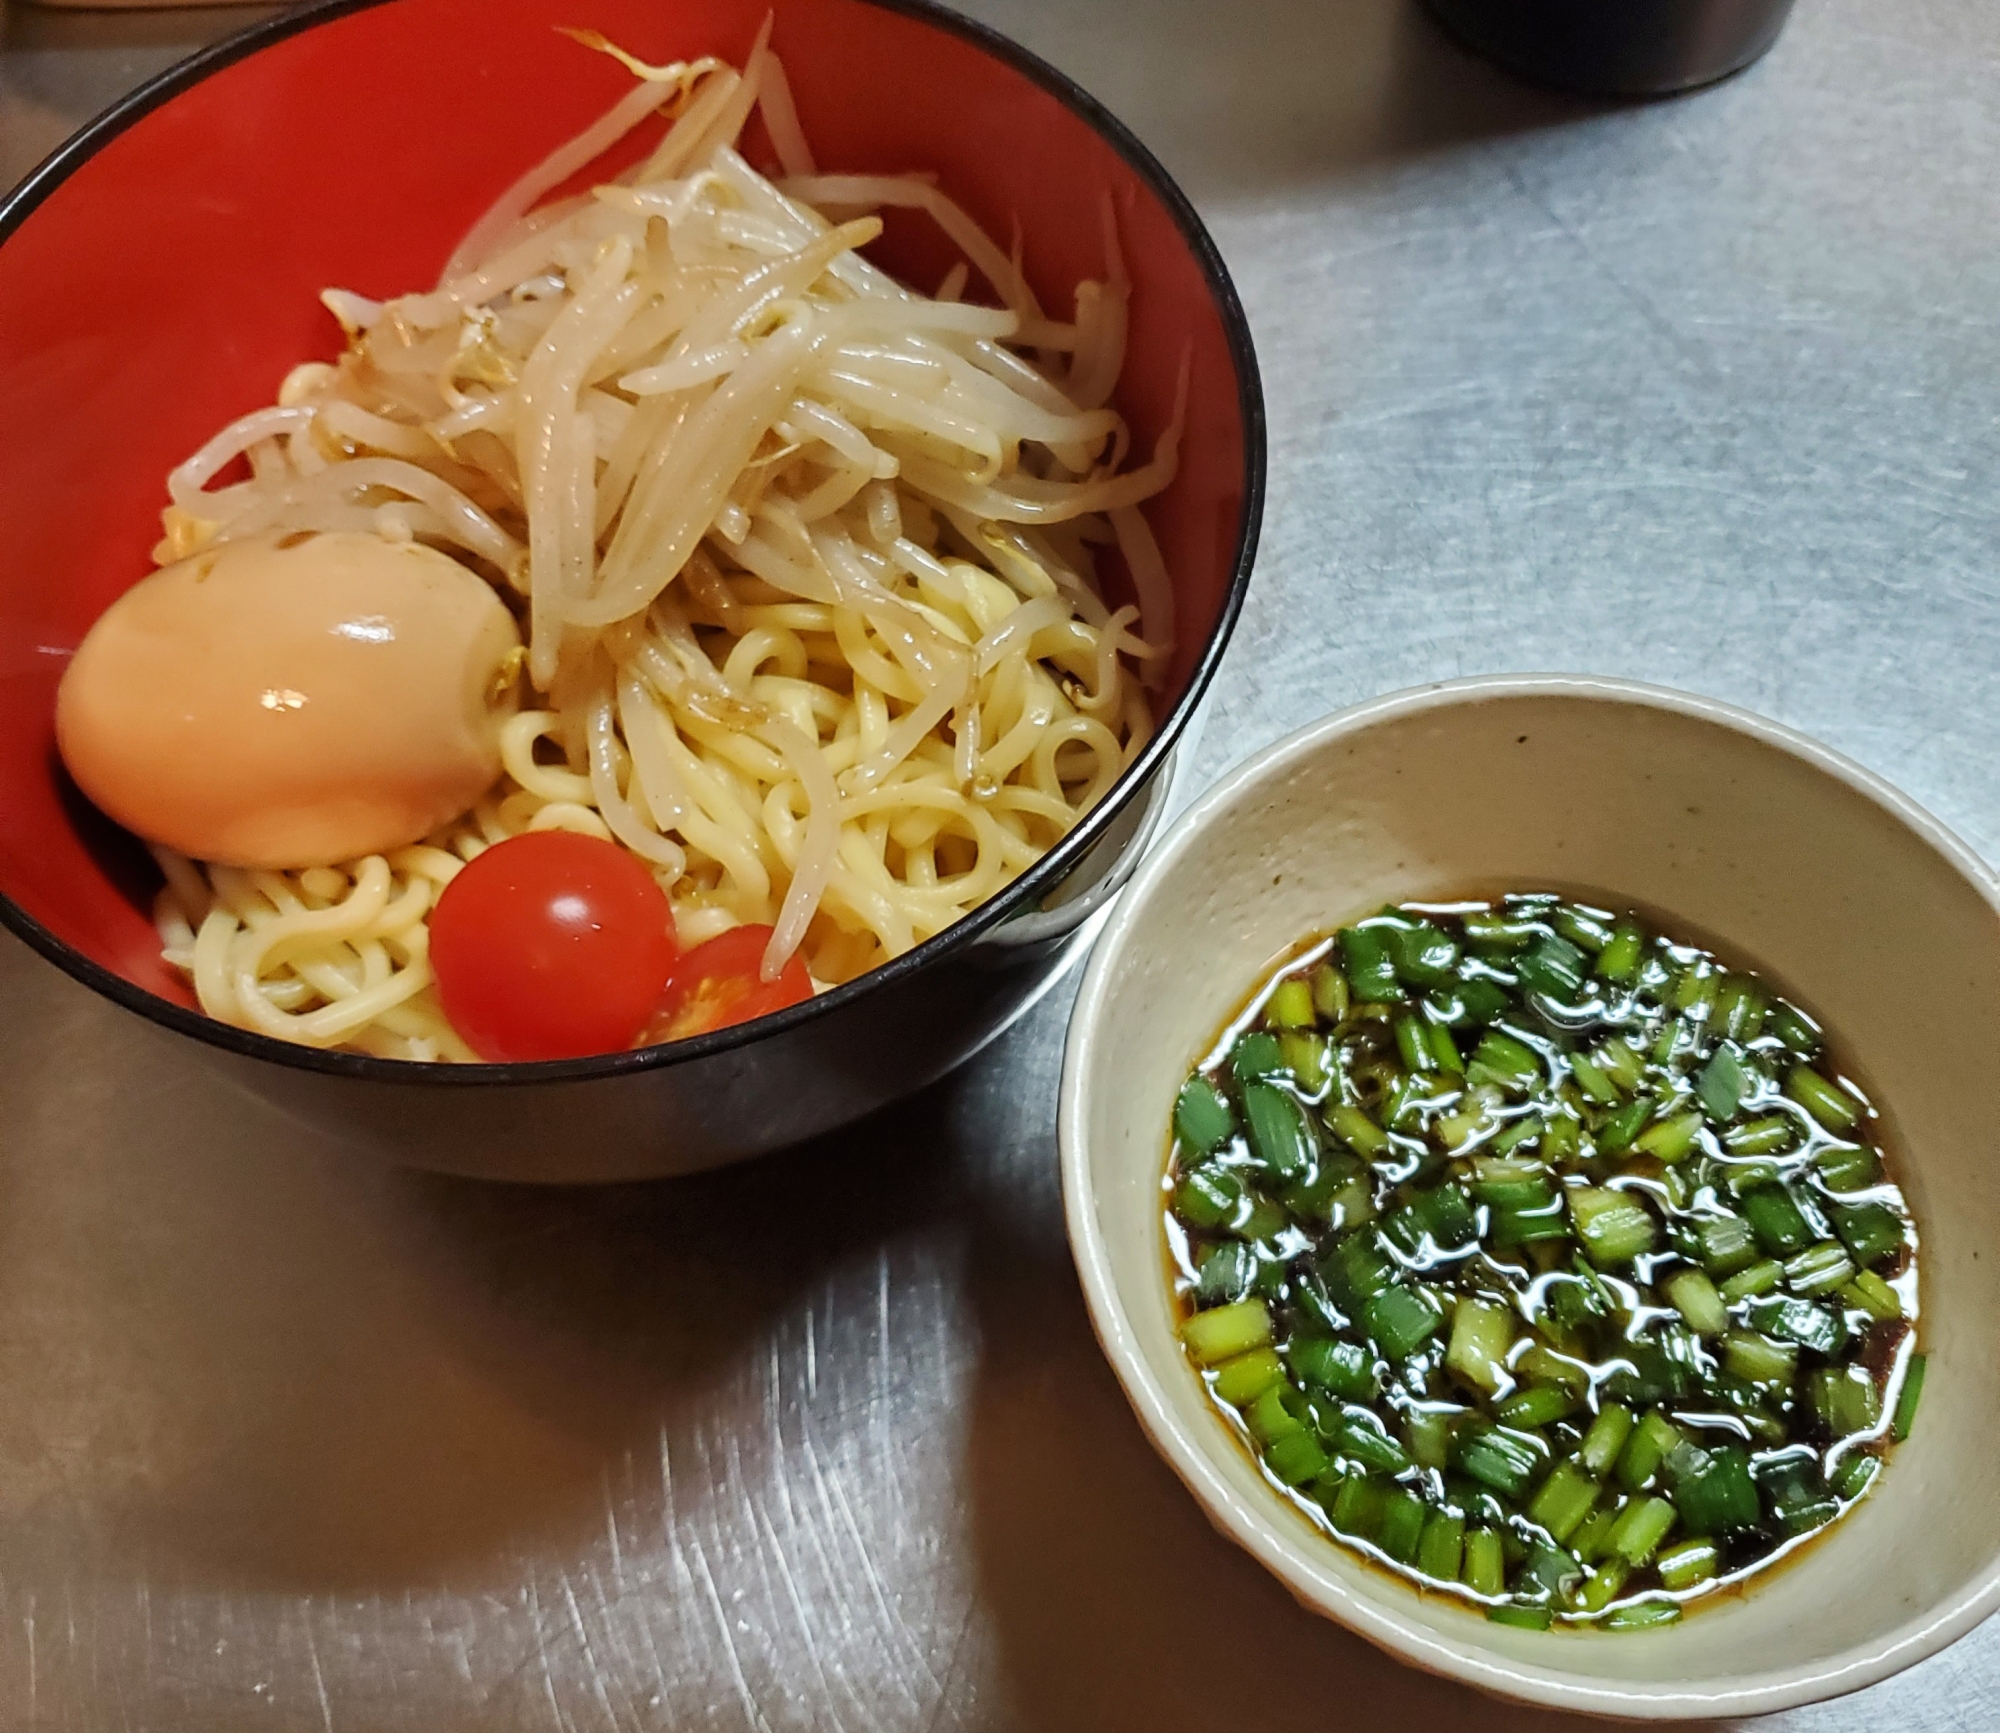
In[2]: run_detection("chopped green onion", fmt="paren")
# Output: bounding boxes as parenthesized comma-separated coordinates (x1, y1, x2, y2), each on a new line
(1809, 1365, 1883, 1437)
(1417, 1509, 1466, 1581)
(1231, 1030, 1285, 1080)
(1785, 1240, 1856, 1298)
(1693, 1212, 1759, 1276)
(1310, 962, 1350, 1022)
(1267, 977, 1316, 1029)
(1487, 1603, 1553, 1630)
(1768, 1001, 1822, 1055)
(1363, 1285, 1444, 1361)
(1554, 906, 1613, 952)
(1572, 1187, 1658, 1265)
(1892, 1354, 1927, 1443)
(1697, 1046, 1748, 1123)
(1570, 1054, 1619, 1104)
(1279, 1031, 1331, 1093)
(1664, 1268, 1729, 1337)
(1616, 1411, 1682, 1492)
(1454, 1425, 1547, 1501)
(1518, 934, 1589, 1003)
(1720, 1258, 1785, 1302)
(1245, 1380, 1308, 1443)
(1173, 1164, 1242, 1231)
(1467, 1029, 1543, 1094)
(1264, 1428, 1330, 1486)
(1496, 1385, 1579, 1430)
(1390, 922, 1461, 986)
(1834, 1452, 1882, 1500)
(1328, 1473, 1385, 1538)
(1446, 1297, 1516, 1396)
(1580, 1404, 1636, 1477)
(1667, 1441, 1761, 1535)
(1377, 1488, 1427, 1563)
(1463, 1527, 1507, 1596)
(1426, 1019, 1465, 1074)
(1326, 1103, 1389, 1157)
(1831, 1201, 1906, 1268)
(1181, 1299, 1273, 1366)
(1526, 1459, 1599, 1543)
(1814, 1142, 1882, 1193)
(1174, 1077, 1235, 1153)
(1746, 1295, 1849, 1356)
(1339, 927, 1405, 1003)
(1594, 1097, 1652, 1155)
(1655, 1537, 1721, 1590)
(1194, 1240, 1255, 1306)
(1320, 1229, 1397, 1310)
(1241, 1081, 1313, 1179)
(1210, 1344, 1286, 1406)
(1635, 1110, 1705, 1163)
(1595, 919, 1645, 982)
(1786, 1065, 1861, 1131)
(1844, 1270, 1903, 1322)
(1289, 1335, 1377, 1401)
(1722, 1329, 1798, 1388)
(1724, 1115, 1797, 1157)
(1338, 1408, 1412, 1476)
(1742, 1185, 1814, 1257)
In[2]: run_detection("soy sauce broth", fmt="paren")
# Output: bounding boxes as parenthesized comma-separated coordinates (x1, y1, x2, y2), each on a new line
(1162, 893, 1923, 1632)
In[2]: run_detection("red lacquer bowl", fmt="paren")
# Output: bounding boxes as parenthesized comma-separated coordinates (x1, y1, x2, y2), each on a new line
(0, 0, 1262, 1179)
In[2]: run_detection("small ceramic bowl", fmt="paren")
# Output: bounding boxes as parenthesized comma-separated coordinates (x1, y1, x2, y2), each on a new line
(1059, 674, 2000, 1718)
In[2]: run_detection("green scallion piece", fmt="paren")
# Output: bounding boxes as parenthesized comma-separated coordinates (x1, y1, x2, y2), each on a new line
(1241, 1080, 1313, 1179)
(1193, 1240, 1255, 1306)
(1468, 1029, 1543, 1094)
(1834, 1452, 1882, 1501)
(1327, 1473, 1385, 1539)
(1289, 1334, 1376, 1401)
(1668, 1441, 1761, 1535)
(1636, 1110, 1705, 1163)
(1446, 1297, 1517, 1396)
(1320, 1229, 1397, 1310)
(1425, 1018, 1465, 1074)
(1326, 1102, 1389, 1158)
(1394, 1013, 1435, 1074)
(1339, 926, 1405, 1003)
(1181, 1298, 1273, 1366)
(1518, 934, 1590, 1003)
(1389, 922, 1461, 986)
(1264, 1428, 1331, 1486)
(1417, 1509, 1466, 1582)
(1245, 1380, 1308, 1444)
(1831, 1201, 1906, 1268)
(1697, 1045, 1747, 1123)
(1453, 1424, 1547, 1500)
(1266, 977, 1316, 1029)
(1377, 1488, 1427, 1564)
(1693, 1212, 1759, 1276)
(1785, 1240, 1856, 1298)
(1594, 1097, 1653, 1155)
(1746, 1295, 1848, 1356)
(1363, 1284, 1444, 1361)
(1720, 1258, 1785, 1302)
(1606, 1494, 1678, 1566)
(1722, 1329, 1798, 1388)
(1569, 1054, 1619, 1104)
(1844, 1270, 1903, 1322)
(1814, 1141, 1882, 1193)
(1174, 1077, 1235, 1153)
(1310, 962, 1350, 1022)
(1810, 1365, 1883, 1438)
(1526, 1459, 1600, 1543)
(1337, 1409, 1413, 1476)
(1595, 919, 1645, 981)
(1768, 1000, 1822, 1055)
(1724, 1115, 1796, 1157)
(1487, 1603, 1553, 1630)
(1554, 906, 1613, 952)
(1172, 1164, 1242, 1231)
(1655, 1537, 1721, 1591)
(1892, 1354, 1927, 1442)
(1463, 1527, 1507, 1597)
(1616, 1411, 1682, 1492)
(1210, 1345, 1286, 1406)
(1279, 1032, 1332, 1096)
(1742, 1185, 1813, 1257)
(1571, 1558, 1630, 1615)
(1572, 1187, 1658, 1265)
(1786, 1065, 1861, 1131)
(1580, 1404, 1636, 1477)
(1663, 1268, 1729, 1337)
(1496, 1385, 1579, 1431)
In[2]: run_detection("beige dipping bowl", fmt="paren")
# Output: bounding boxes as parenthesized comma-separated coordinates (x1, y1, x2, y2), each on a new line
(1059, 675, 2000, 1718)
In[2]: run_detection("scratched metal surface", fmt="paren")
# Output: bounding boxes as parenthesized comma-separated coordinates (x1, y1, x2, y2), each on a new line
(1, 0, 1997, 1726)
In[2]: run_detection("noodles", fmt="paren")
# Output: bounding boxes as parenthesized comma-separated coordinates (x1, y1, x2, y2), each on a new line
(147, 37, 1175, 1061)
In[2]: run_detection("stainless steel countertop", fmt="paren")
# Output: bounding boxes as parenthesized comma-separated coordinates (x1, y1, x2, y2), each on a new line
(3, 1, 1996, 1727)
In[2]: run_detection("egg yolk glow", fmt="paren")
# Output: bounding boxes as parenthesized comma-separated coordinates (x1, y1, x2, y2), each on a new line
(56, 531, 522, 870)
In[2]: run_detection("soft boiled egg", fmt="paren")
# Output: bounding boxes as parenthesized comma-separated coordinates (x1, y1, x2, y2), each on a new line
(57, 531, 522, 870)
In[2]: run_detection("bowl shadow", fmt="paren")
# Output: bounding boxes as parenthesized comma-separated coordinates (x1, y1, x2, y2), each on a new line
(951, 1113, 1729, 1732)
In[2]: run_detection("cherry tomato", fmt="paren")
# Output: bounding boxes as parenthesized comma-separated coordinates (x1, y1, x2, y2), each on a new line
(649, 924, 814, 1042)
(429, 831, 678, 1062)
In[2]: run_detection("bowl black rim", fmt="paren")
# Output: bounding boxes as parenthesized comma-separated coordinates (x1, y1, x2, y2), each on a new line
(0, 0, 1265, 1088)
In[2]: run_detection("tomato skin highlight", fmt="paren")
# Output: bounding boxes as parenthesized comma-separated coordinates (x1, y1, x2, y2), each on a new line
(429, 831, 678, 1062)
(650, 925, 814, 1042)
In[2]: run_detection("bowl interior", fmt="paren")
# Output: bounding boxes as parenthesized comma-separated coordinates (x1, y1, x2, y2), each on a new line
(1065, 682, 2000, 1715)
(0, 0, 1250, 1012)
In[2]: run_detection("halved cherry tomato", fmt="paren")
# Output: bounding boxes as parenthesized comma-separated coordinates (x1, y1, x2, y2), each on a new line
(429, 831, 678, 1062)
(648, 924, 814, 1042)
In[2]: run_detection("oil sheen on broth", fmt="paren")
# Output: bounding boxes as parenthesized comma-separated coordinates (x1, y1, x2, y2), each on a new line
(1162, 893, 1923, 1632)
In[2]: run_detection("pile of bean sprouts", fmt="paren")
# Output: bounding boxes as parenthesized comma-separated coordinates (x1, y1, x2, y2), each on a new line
(150, 26, 1177, 1061)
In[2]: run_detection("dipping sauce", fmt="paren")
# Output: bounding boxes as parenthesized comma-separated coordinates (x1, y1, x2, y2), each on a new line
(1164, 894, 1923, 1631)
